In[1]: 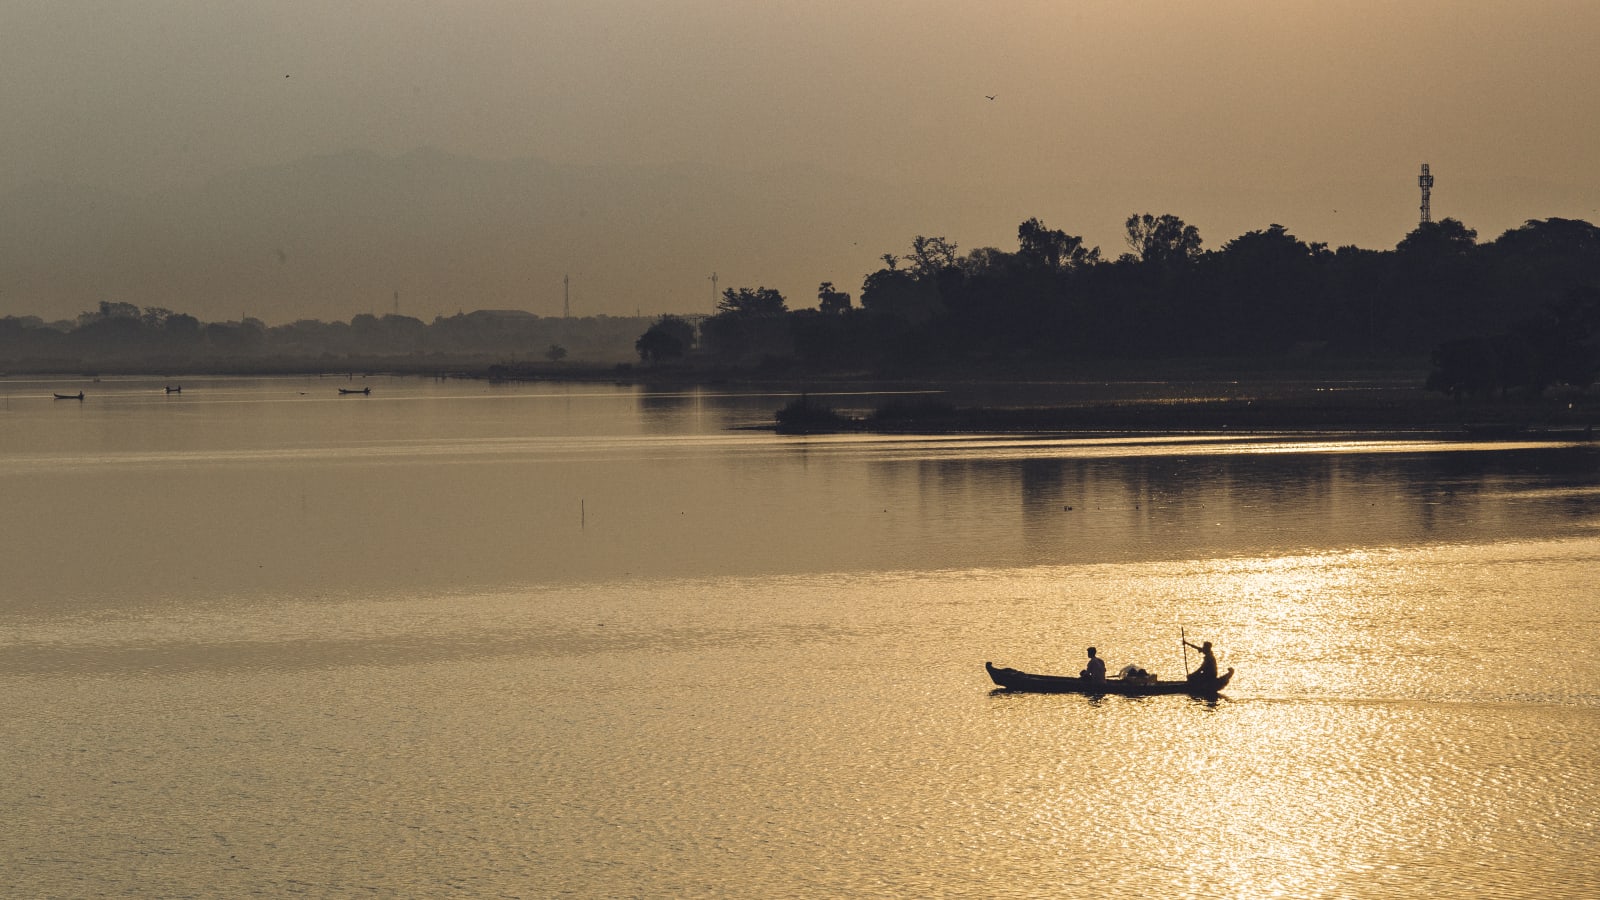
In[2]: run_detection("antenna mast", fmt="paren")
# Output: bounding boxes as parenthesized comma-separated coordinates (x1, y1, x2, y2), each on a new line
(563, 274, 570, 318)
(709, 272, 719, 313)
(1418, 163, 1434, 225)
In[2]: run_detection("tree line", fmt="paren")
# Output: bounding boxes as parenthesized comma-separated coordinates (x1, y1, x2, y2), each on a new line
(0, 305, 651, 371)
(7, 211, 1597, 394)
(638, 214, 1600, 396)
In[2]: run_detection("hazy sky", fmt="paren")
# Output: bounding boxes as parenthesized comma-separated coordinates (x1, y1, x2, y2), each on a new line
(4, 1, 1599, 318)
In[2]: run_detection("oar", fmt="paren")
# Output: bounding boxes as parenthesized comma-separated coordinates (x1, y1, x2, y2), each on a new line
(1180, 626, 1190, 677)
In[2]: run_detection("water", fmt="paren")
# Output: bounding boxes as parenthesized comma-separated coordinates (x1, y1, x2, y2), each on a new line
(3, 376, 1599, 897)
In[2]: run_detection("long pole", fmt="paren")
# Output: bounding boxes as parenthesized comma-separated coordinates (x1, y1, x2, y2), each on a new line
(1180, 626, 1190, 677)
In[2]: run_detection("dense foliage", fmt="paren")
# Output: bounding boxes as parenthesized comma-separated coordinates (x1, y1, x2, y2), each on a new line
(668, 215, 1600, 396)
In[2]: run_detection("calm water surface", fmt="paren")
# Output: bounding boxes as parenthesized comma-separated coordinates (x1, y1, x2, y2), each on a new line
(3, 376, 1598, 898)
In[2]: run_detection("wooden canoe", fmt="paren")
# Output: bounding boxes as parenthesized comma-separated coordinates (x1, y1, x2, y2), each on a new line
(986, 661, 1233, 696)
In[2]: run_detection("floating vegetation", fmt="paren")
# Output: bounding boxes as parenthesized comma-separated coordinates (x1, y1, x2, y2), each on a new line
(774, 396, 854, 434)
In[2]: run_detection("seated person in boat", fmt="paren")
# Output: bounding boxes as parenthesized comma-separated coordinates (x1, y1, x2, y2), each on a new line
(1079, 646, 1107, 682)
(1183, 639, 1219, 682)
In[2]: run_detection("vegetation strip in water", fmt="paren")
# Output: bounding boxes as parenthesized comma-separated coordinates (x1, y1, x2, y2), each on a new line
(773, 394, 1600, 436)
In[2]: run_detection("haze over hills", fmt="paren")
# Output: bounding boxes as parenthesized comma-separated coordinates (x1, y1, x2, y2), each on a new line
(5, 3, 1599, 329)
(1, 147, 1593, 327)
(0, 149, 989, 325)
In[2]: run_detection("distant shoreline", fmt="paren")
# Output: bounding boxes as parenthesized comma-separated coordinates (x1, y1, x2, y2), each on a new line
(3, 354, 1433, 385)
(3, 357, 1427, 388)
(7, 357, 1596, 437)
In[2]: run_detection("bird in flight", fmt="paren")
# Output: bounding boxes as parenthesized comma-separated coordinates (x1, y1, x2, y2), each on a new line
(985, 95, 996, 100)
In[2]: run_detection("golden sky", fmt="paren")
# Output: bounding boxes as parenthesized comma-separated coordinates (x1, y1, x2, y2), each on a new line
(3, 1, 1597, 319)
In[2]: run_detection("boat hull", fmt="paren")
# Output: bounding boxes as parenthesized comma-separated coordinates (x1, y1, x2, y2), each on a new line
(986, 661, 1233, 696)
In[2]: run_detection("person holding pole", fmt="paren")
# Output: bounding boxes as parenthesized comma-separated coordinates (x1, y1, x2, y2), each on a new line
(1183, 638, 1218, 682)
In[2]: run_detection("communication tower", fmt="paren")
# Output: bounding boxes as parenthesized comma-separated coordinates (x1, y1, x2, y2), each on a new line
(563, 273, 570, 318)
(1418, 163, 1434, 225)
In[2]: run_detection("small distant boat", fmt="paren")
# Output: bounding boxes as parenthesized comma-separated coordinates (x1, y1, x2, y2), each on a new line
(338, 387, 371, 395)
(165, 385, 182, 394)
(54, 391, 84, 401)
(985, 661, 1233, 696)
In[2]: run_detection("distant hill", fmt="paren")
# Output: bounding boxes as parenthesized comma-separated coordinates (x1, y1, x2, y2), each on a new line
(0, 148, 958, 325)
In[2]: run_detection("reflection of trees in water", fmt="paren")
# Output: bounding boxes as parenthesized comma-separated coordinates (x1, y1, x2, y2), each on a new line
(1014, 455, 1341, 561)
(1404, 447, 1600, 534)
(637, 386, 694, 412)
(635, 385, 702, 433)
(888, 446, 1599, 566)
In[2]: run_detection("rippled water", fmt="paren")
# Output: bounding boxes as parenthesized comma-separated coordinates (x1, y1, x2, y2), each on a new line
(3, 376, 1598, 897)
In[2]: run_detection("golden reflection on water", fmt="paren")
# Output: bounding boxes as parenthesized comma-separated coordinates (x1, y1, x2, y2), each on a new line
(8, 539, 1600, 896)
(6, 381, 1600, 896)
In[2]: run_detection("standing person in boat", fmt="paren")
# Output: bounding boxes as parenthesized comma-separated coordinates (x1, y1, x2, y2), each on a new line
(1183, 638, 1218, 682)
(1079, 646, 1107, 683)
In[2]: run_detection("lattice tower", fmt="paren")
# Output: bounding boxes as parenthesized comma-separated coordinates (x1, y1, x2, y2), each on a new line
(1419, 163, 1434, 225)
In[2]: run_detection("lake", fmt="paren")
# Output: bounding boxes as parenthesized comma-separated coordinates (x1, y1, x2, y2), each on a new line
(4, 375, 1598, 898)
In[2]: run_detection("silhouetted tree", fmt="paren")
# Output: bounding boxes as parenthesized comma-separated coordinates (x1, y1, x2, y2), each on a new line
(906, 235, 960, 278)
(716, 286, 787, 317)
(1017, 218, 1100, 271)
(860, 266, 941, 323)
(1201, 224, 1328, 353)
(1426, 285, 1600, 397)
(858, 236, 966, 326)
(1490, 217, 1600, 258)
(703, 287, 794, 361)
(1124, 213, 1203, 266)
(1392, 217, 1487, 349)
(163, 313, 200, 335)
(817, 281, 852, 315)
(202, 318, 265, 354)
(636, 315, 696, 363)
(1483, 218, 1600, 315)
(1396, 218, 1477, 256)
(959, 246, 1017, 279)
(140, 307, 175, 328)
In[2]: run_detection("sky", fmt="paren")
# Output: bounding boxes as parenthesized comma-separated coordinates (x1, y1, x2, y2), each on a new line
(3, 0, 1599, 320)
